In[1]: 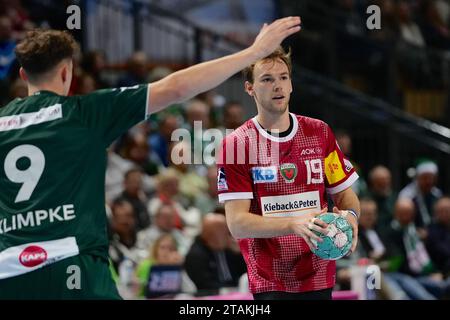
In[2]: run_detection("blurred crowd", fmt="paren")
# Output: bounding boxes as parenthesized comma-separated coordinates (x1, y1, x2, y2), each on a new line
(283, 0, 450, 107)
(334, 134, 450, 300)
(1, 0, 449, 300)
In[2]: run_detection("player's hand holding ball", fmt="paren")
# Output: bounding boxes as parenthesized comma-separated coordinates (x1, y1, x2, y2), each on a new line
(332, 206, 358, 256)
(290, 208, 329, 251)
(309, 207, 358, 260)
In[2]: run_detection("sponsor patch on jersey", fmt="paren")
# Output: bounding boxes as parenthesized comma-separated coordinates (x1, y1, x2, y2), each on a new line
(251, 166, 277, 183)
(217, 167, 228, 191)
(344, 158, 354, 173)
(300, 147, 322, 156)
(0, 237, 79, 280)
(0, 104, 62, 132)
(280, 163, 297, 183)
(325, 150, 346, 185)
(260, 191, 321, 217)
(19, 246, 48, 268)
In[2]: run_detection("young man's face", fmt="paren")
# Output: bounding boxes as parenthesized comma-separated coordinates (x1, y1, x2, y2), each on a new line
(245, 58, 292, 116)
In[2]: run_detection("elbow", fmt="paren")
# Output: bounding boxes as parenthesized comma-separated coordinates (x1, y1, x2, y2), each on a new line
(226, 214, 246, 240)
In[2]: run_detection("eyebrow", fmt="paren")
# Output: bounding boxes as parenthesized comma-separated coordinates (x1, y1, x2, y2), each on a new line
(259, 72, 289, 78)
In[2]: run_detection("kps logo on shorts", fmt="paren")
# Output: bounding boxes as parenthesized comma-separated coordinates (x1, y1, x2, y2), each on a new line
(217, 167, 228, 191)
(251, 166, 277, 183)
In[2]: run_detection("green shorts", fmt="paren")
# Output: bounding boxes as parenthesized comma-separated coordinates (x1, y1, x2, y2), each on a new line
(0, 254, 121, 300)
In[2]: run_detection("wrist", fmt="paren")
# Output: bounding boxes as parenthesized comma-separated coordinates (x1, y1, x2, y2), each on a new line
(346, 209, 359, 221)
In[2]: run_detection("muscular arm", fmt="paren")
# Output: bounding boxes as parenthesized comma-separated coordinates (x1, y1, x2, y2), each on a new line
(331, 187, 360, 253)
(147, 17, 301, 113)
(224, 199, 327, 249)
(331, 187, 360, 218)
(225, 199, 294, 239)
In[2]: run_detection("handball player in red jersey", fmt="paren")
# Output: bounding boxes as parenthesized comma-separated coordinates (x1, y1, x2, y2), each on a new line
(217, 47, 361, 300)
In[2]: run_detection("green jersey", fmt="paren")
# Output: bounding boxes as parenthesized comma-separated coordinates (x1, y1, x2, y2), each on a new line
(0, 84, 149, 280)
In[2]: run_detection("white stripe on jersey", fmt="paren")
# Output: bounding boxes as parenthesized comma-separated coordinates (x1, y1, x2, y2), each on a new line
(0, 104, 62, 132)
(0, 237, 79, 279)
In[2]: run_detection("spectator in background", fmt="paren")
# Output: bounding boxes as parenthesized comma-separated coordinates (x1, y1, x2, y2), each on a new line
(109, 199, 140, 272)
(194, 165, 222, 215)
(122, 132, 160, 176)
(105, 147, 135, 204)
(381, 198, 450, 299)
(195, 90, 226, 128)
(0, 15, 16, 80)
(217, 101, 246, 137)
(435, 0, 450, 26)
(115, 168, 151, 231)
(147, 168, 201, 239)
(135, 233, 195, 298)
(184, 99, 212, 165)
(184, 214, 247, 296)
(1, 0, 33, 39)
(358, 198, 387, 261)
(397, 0, 426, 48)
(335, 130, 368, 197)
(426, 196, 450, 277)
(169, 140, 208, 207)
(75, 73, 97, 95)
(8, 77, 27, 99)
(368, 165, 397, 233)
(399, 160, 443, 235)
(137, 203, 191, 256)
(395, 0, 431, 88)
(417, 0, 450, 50)
(337, 198, 409, 299)
(148, 114, 179, 167)
(117, 51, 148, 87)
(80, 50, 109, 88)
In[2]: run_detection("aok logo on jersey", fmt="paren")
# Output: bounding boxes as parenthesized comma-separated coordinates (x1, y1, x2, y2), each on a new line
(260, 191, 321, 217)
(251, 166, 277, 183)
(19, 245, 48, 267)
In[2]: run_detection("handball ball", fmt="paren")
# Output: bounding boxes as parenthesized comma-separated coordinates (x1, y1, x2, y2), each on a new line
(311, 212, 353, 260)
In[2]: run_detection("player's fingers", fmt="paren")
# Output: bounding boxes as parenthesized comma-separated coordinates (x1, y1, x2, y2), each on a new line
(349, 237, 358, 256)
(271, 16, 301, 32)
(333, 206, 340, 214)
(304, 236, 317, 251)
(304, 227, 322, 243)
(308, 222, 328, 235)
(314, 219, 328, 228)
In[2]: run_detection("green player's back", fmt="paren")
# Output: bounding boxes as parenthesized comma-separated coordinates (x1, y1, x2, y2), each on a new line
(0, 85, 148, 280)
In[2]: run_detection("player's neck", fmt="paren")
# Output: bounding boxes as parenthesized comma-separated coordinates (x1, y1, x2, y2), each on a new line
(256, 110, 291, 132)
(27, 81, 65, 97)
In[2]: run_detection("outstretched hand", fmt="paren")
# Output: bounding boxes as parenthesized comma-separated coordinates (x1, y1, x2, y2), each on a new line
(250, 16, 301, 59)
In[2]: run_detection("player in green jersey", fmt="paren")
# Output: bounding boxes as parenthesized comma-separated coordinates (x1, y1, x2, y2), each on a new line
(0, 17, 301, 299)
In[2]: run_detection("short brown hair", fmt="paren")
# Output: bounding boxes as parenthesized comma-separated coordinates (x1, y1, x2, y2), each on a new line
(242, 46, 292, 83)
(15, 29, 78, 80)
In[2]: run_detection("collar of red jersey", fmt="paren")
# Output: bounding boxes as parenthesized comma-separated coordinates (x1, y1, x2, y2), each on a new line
(252, 112, 299, 142)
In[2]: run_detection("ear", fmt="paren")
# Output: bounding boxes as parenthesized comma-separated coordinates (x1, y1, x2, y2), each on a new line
(244, 81, 254, 97)
(19, 67, 28, 82)
(61, 65, 67, 83)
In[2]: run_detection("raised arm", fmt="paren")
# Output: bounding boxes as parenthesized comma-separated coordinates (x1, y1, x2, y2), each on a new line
(148, 16, 301, 113)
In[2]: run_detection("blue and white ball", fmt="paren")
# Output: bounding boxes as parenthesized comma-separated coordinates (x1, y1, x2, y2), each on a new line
(311, 212, 353, 260)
